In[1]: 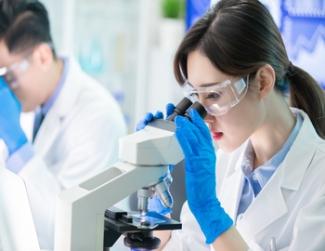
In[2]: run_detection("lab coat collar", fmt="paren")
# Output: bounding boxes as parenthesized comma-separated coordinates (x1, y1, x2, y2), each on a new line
(220, 109, 320, 242)
(218, 141, 248, 219)
(280, 109, 319, 191)
(33, 58, 83, 154)
(48, 58, 82, 118)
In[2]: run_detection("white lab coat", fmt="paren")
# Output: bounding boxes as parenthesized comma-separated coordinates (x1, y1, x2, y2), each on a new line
(164, 109, 325, 251)
(1, 58, 126, 250)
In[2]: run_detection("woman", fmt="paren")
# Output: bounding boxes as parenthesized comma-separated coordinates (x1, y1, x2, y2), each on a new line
(140, 0, 325, 250)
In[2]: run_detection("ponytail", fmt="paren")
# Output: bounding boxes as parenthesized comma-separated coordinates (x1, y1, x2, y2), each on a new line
(287, 64, 325, 139)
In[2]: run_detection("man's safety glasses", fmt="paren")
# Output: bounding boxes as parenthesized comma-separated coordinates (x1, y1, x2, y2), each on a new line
(182, 76, 249, 116)
(0, 59, 30, 89)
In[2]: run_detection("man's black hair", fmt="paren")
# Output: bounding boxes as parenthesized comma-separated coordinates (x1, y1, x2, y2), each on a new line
(0, 0, 56, 57)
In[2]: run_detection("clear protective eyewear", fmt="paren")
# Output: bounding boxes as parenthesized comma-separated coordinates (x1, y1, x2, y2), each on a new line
(183, 75, 249, 116)
(0, 58, 30, 89)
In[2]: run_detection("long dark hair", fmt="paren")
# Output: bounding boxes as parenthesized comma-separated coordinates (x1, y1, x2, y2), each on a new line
(0, 0, 56, 57)
(174, 0, 325, 138)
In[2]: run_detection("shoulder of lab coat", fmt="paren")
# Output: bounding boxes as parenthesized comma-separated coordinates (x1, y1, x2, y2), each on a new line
(163, 200, 211, 251)
(24, 57, 127, 186)
(18, 57, 127, 249)
(166, 109, 325, 251)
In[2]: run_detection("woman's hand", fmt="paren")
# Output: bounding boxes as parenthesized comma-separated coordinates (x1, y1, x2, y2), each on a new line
(135, 103, 175, 131)
(174, 109, 233, 244)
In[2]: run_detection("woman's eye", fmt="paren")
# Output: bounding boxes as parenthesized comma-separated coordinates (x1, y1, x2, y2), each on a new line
(206, 92, 221, 100)
(189, 92, 199, 99)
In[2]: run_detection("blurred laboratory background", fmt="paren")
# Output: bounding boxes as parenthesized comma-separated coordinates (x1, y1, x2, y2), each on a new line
(40, 0, 186, 133)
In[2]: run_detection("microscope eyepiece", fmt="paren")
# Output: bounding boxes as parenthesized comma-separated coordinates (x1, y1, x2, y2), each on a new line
(167, 97, 192, 121)
(186, 102, 207, 119)
(167, 97, 207, 121)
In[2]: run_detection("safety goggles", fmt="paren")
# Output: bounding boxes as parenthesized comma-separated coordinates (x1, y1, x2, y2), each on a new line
(0, 58, 30, 89)
(183, 75, 249, 116)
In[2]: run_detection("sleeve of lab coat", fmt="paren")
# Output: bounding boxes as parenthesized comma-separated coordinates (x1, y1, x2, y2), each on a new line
(18, 105, 126, 250)
(168, 189, 325, 251)
(163, 202, 211, 251)
(18, 156, 59, 249)
(287, 184, 325, 251)
(0, 141, 40, 251)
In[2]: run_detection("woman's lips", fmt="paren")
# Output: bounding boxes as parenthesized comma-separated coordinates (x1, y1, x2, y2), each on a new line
(212, 132, 223, 140)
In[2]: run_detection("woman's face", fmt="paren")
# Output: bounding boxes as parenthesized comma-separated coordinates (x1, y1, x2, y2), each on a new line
(187, 50, 265, 152)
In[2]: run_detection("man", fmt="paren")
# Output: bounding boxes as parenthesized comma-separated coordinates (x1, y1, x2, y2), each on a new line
(0, 1, 126, 249)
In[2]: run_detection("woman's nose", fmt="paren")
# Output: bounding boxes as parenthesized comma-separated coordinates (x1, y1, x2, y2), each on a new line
(204, 113, 217, 128)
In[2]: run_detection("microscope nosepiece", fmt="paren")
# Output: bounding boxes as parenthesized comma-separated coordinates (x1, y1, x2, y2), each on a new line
(155, 179, 174, 209)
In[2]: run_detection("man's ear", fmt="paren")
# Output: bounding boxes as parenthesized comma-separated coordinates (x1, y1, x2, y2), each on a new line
(32, 43, 54, 70)
(254, 64, 276, 99)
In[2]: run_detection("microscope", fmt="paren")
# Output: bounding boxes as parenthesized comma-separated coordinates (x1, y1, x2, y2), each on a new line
(54, 98, 206, 251)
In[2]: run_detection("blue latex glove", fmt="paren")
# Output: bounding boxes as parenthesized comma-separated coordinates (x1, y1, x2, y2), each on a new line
(135, 103, 175, 131)
(0, 77, 27, 155)
(135, 103, 176, 215)
(175, 109, 233, 244)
